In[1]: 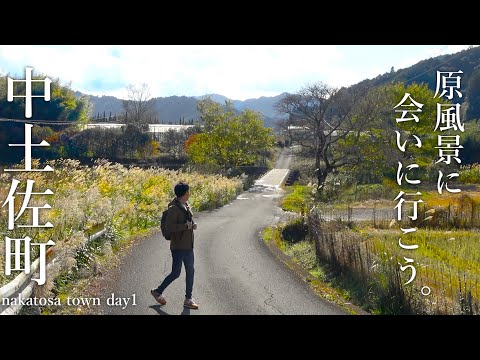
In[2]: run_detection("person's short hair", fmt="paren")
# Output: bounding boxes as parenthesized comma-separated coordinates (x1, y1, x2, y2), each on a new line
(174, 182, 190, 197)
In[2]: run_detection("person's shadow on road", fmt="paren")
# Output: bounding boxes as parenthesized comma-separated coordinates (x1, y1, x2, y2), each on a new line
(181, 307, 191, 315)
(149, 305, 170, 315)
(149, 305, 191, 315)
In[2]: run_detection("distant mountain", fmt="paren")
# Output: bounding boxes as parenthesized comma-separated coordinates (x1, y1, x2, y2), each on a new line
(233, 93, 289, 119)
(152, 96, 199, 123)
(82, 92, 288, 127)
(77, 92, 123, 117)
(195, 93, 288, 119)
(195, 93, 231, 104)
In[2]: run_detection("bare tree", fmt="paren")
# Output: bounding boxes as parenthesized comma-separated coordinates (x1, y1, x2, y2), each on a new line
(122, 83, 156, 125)
(162, 128, 186, 159)
(275, 82, 376, 192)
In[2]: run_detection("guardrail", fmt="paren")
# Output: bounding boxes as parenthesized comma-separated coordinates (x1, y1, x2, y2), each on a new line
(0, 226, 107, 315)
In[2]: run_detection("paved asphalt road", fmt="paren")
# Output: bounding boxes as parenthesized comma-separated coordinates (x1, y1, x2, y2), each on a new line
(99, 149, 346, 315)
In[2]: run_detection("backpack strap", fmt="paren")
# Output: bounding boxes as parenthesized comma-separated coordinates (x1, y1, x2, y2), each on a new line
(173, 199, 193, 222)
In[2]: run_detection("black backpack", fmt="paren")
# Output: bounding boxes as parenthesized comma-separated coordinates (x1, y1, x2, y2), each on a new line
(160, 201, 192, 240)
(160, 208, 172, 240)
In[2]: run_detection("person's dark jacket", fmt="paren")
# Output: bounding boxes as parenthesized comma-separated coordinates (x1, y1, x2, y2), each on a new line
(166, 198, 195, 250)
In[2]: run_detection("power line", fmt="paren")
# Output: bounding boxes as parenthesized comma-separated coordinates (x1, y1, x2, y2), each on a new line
(0, 118, 76, 125)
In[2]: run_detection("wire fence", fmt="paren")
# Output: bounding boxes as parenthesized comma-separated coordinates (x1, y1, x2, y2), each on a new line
(315, 198, 480, 230)
(308, 207, 480, 314)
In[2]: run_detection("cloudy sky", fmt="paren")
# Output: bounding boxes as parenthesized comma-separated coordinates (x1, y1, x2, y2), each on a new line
(0, 45, 473, 100)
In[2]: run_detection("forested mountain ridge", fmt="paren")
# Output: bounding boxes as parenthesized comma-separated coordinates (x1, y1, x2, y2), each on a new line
(83, 93, 286, 127)
(351, 46, 480, 120)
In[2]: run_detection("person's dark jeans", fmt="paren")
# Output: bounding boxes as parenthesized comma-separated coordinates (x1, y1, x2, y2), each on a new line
(156, 249, 194, 299)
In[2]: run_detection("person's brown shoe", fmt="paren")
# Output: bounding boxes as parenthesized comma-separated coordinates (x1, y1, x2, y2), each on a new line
(151, 289, 167, 305)
(184, 298, 199, 310)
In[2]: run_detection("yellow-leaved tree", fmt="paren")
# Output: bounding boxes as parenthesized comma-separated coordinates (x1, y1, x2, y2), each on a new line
(186, 98, 275, 168)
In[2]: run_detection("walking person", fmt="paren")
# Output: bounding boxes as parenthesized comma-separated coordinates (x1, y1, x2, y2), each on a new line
(151, 182, 199, 309)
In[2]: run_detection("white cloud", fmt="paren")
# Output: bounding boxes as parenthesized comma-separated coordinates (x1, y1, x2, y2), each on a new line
(0, 45, 343, 100)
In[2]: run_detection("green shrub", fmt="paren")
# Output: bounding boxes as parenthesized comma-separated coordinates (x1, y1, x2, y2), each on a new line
(281, 184, 314, 213)
(459, 163, 480, 184)
(281, 218, 308, 244)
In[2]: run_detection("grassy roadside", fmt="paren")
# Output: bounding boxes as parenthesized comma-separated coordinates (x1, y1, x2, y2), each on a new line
(276, 183, 480, 314)
(27, 225, 159, 315)
(275, 185, 368, 314)
(0, 159, 244, 315)
(262, 224, 366, 315)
